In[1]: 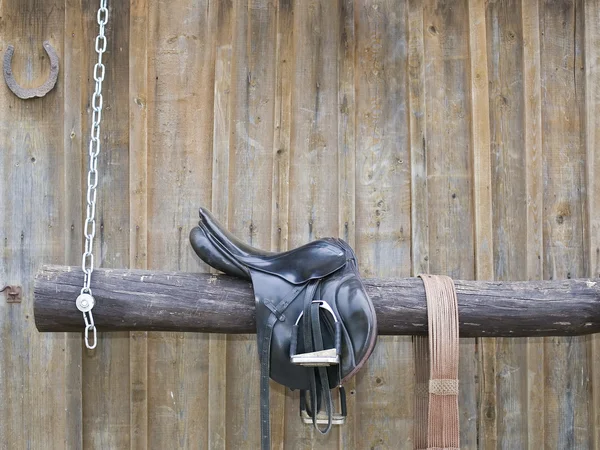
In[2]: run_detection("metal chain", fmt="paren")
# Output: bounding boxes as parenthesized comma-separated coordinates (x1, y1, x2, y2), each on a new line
(76, 0, 109, 350)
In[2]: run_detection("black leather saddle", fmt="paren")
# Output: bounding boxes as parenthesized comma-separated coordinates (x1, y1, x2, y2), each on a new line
(190, 208, 378, 449)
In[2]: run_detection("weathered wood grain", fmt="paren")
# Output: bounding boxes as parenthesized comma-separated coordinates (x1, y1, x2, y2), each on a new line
(585, 0, 600, 447)
(129, 0, 149, 447)
(34, 266, 600, 337)
(521, 1, 546, 447)
(408, 0, 428, 279)
(485, 0, 527, 447)
(271, 0, 293, 256)
(145, 1, 214, 447)
(208, 1, 233, 448)
(80, 2, 131, 448)
(469, 0, 496, 447)
(226, 0, 279, 448)
(337, 0, 356, 250)
(5, 1, 600, 448)
(423, 0, 478, 445)
(540, 1, 589, 448)
(355, 1, 413, 448)
(0, 1, 75, 448)
(272, 1, 295, 446)
(63, 0, 85, 448)
(285, 1, 342, 448)
(337, 0, 357, 447)
(408, 0, 429, 447)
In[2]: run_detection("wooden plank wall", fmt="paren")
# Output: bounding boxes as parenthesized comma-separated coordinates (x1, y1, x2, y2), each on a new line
(1, 0, 599, 448)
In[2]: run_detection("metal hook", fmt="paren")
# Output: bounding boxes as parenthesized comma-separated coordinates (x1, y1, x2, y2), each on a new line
(0, 285, 22, 303)
(3, 41, 59, 99)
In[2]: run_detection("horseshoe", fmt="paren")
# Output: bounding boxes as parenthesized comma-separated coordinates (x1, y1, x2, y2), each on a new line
(3, 41, 59, 99)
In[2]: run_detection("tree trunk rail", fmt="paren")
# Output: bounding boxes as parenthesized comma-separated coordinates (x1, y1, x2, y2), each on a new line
(33, 265, 600, 337)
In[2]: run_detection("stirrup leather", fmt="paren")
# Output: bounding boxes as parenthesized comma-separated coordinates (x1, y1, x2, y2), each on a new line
(291, 300, 346, 428)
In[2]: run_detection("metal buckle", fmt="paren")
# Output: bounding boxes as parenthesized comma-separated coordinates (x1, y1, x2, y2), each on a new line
(290, 300, 341, 367)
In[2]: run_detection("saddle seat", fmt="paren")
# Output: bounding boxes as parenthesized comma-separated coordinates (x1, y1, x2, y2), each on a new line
(191, 208, 348, 284)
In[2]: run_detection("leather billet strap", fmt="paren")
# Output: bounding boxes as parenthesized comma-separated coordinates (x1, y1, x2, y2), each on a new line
(259, 283, 311, 450)
(260, 281, 320, 450)
(304, 288, 334, 434)
(414, 274, 460, 450)
(260, 313, 278, 450)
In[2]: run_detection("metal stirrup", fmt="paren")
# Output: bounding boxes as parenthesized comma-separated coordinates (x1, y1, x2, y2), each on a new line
(290, 300, 342, 366)
(300, 385, 347, 425)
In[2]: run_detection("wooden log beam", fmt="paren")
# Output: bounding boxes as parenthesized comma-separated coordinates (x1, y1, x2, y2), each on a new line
(34, 265, 600, 337)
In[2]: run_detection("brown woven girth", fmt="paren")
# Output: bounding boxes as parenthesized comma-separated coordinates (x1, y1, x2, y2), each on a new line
(414, 274, 460, 450)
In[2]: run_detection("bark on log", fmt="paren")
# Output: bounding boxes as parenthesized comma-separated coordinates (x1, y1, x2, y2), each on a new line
(34, 265, 600, 337)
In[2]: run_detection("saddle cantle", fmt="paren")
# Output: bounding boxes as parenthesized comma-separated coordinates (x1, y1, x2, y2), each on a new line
(190, 208, 378, 449)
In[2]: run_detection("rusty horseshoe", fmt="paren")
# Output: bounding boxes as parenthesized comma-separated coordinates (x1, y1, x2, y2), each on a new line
(3, 41, 59, 99)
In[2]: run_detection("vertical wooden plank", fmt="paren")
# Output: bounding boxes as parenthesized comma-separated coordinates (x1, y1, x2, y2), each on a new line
(271, 1, 296, 445)
(521, 0, 545, 447)
(354, 1, 412, 448)
(408, 1, 429, 448)
(64, 0, 85, 447)
(224, 0, 279, 448)
(422, 0, 478, 446)
(484, 0, 529, 447)
(584, 1, 600, 448)
(287, 0, 340, 243)
(0, 0, 87, 444)
(585, 0, 600, 281)
(284, 0, 340, 448)
(81, 1, 131, 448)
(145, 0, 214, 447)
(211, 0, 233, 225)
(207, 332, 227, 450)
(355, 0, 411, 281)
(129, 331, 148, 450)
(271, 0, 294, 444)
(540, 0, 589, 448)
(337, 0, 357, 448)
(408, 0, 428, 279)
(522, 0, 544, 284)
(469, 0, 493, 283)
(0, 1, 25, 440)
(271, 0, 293, 255)
(468, 2, 496, 448)
(208, 1, 233, 448)
(468, 0, 494, 447)
(338, 0, 356, 249)
(0, 1, 75, 448)
(129, 0, 149, 448)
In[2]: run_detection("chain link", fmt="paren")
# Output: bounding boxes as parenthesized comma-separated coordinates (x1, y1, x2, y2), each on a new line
(79, 0, 109, 350)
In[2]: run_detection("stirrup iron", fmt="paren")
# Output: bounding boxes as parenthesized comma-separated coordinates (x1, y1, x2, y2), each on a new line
(290, 300, 342, 366)
(300, 386, 348, 425)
